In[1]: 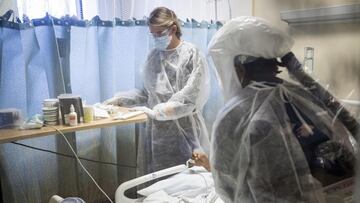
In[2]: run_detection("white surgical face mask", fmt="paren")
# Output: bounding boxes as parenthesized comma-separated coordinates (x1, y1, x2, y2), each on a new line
(153, 29, 172, 51)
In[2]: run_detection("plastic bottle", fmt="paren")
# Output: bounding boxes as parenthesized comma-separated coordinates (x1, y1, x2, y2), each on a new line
(83, 105, 94, 123)
(303, 47, 314, 75)
(68, 104, 78, 126)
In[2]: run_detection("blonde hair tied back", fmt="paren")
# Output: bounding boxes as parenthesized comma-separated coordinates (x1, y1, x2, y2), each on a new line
(149, 7, 182, 38)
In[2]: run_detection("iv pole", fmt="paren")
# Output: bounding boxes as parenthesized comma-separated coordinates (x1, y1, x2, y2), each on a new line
(214, 0, 232, 22)
(215, 0, 218, 22)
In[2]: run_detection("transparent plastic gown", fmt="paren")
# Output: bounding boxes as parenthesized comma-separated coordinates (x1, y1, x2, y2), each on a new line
(211, 81, 355, 202)
(207, 16, 356, 203)
(105, 41, 210, 173)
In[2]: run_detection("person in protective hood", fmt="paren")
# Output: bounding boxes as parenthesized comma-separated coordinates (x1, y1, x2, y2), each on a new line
(104, 7, 210, 174)
(208, 16, 356, 203)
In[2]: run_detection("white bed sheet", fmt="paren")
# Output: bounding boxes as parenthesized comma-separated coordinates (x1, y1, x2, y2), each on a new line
(142, 188, 222, 203)
(137, 167, 354, 203)
(138, 166, 224, 203)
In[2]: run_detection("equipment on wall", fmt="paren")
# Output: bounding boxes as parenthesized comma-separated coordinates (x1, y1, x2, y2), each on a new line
(281, 4, 360, 25)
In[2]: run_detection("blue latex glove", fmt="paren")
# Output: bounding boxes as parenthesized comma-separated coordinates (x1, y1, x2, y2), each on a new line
(280, 52, 302, 73)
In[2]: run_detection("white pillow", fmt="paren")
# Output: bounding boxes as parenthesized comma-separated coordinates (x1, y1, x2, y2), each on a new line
(138, 166, 213, 198)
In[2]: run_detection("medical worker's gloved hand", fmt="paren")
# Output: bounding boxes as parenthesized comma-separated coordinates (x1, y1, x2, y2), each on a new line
(130, 106, 157, 119)
(280, 52, 302, 73)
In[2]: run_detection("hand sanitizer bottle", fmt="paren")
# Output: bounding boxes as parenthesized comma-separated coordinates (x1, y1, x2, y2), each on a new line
(69, 104, 78, 126)
(303, 47, 314, 75)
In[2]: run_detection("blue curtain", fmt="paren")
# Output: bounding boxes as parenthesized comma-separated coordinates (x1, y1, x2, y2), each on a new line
(0, 14, 68, 203)
(0, 11, 221, 203)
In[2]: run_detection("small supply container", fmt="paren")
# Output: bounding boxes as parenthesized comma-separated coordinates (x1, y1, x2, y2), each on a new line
(83, 106, 94, 123)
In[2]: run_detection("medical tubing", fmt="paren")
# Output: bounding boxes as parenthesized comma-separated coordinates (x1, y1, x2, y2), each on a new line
(197, 172, 209, 193)
(227, 0, 232, 19)
(48, 125, 114, 203)
(189, 168, 209, 193)
(181, 168, 209, 200)
(214, 0, 218, 22)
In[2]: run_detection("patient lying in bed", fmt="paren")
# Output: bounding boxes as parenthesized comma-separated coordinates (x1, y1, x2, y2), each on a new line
(136, 152, 221, 203)
(137, 166, 221, 203)
(138, 150, 353, 203)
(191, 152, 211, 172)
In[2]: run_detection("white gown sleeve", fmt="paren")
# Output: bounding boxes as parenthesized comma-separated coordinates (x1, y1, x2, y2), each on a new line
(153, 50, 209, 121)
(103, 89, 148, 107)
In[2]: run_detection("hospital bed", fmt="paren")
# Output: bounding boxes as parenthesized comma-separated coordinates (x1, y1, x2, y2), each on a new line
(115, 166, 354, 203)
(50, 164, 223, 203)
(50, 164, 354, 203)
(115, 164, 223, 203)
(116, 165, 188, 203)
